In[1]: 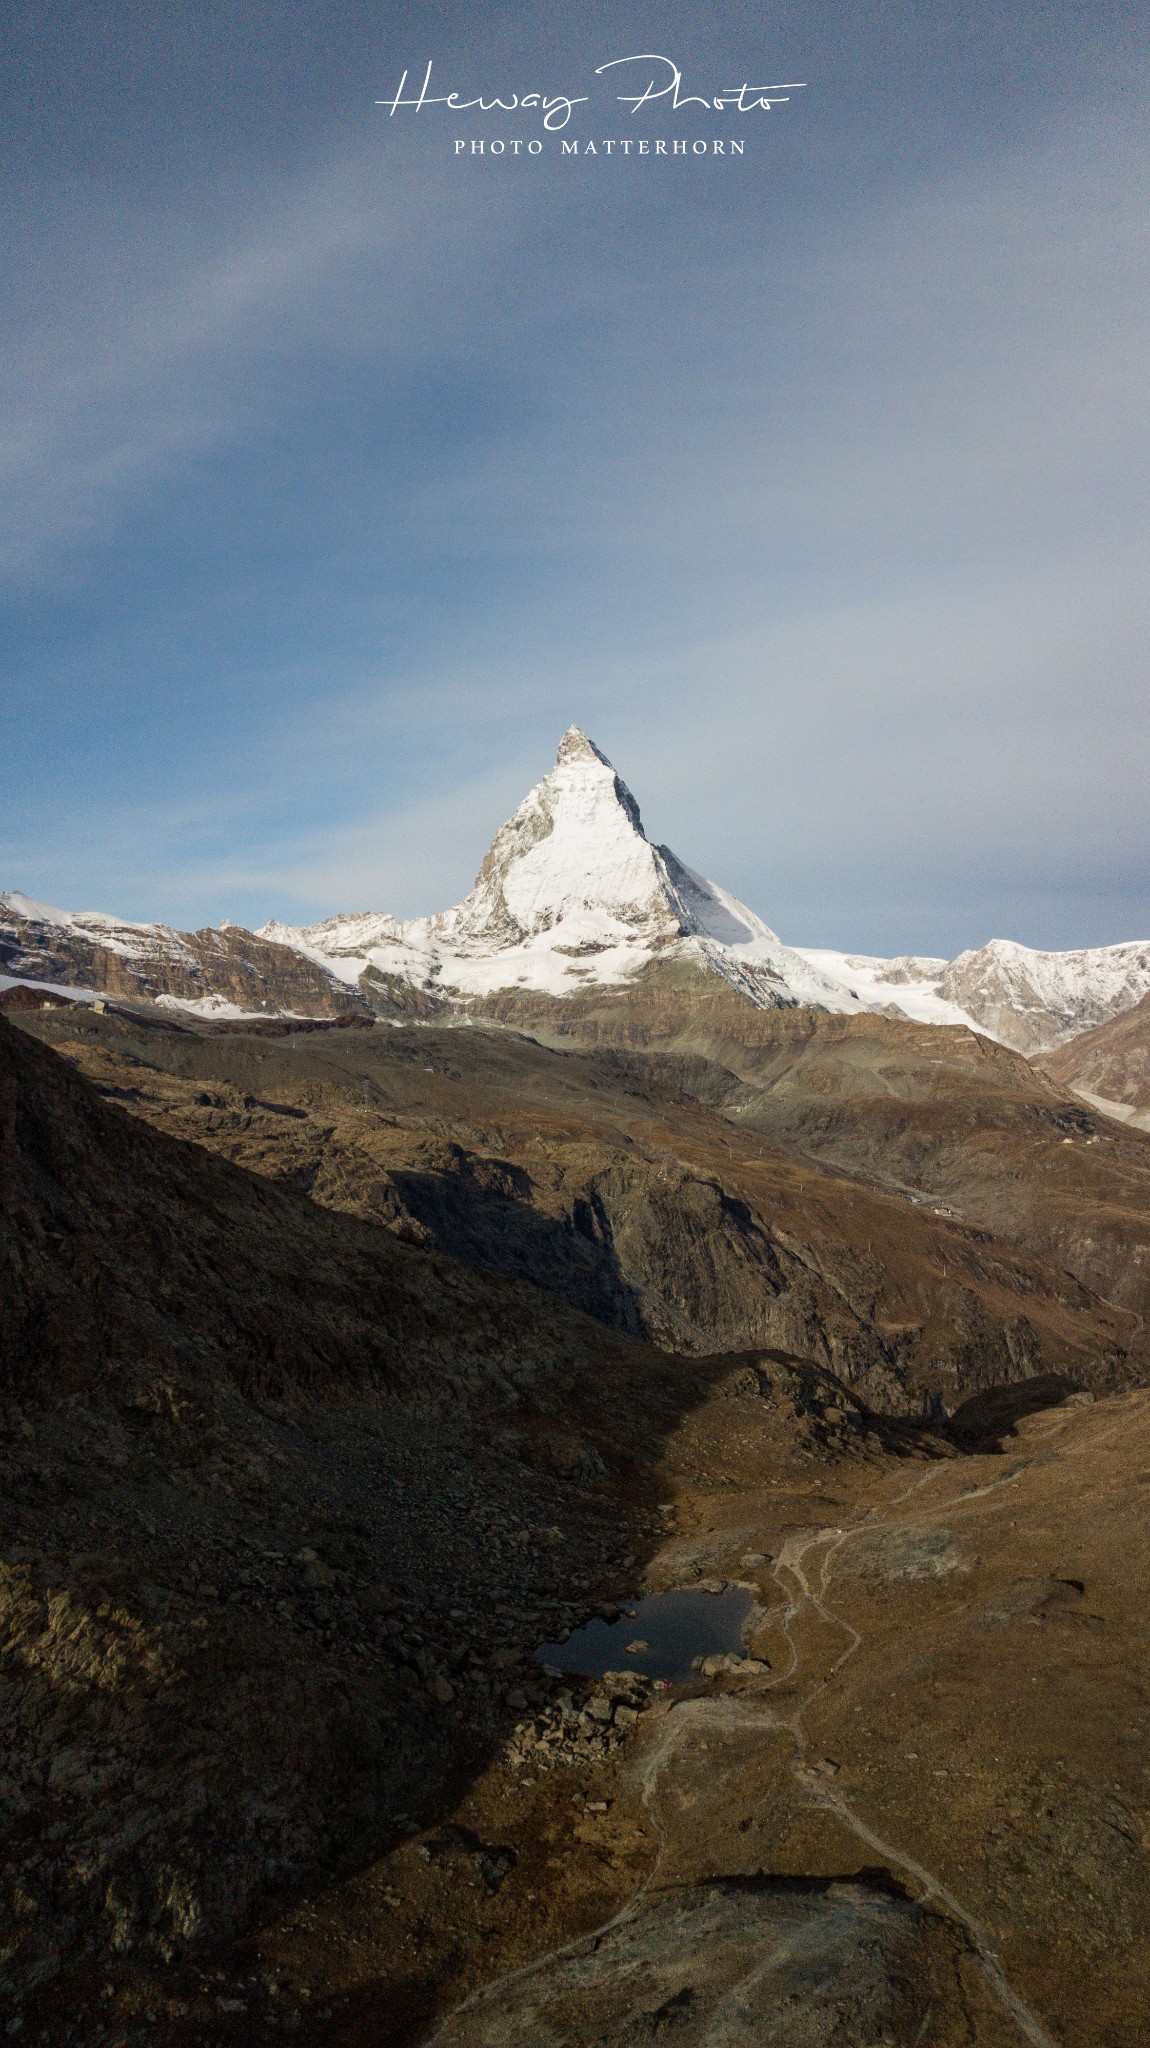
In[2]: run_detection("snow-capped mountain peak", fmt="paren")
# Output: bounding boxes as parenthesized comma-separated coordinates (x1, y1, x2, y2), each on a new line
(260, 730, 861, 1012)
(6, 732, 1150, 1049)
(555, 724, 614, 768)
(432, 724, 674, 951)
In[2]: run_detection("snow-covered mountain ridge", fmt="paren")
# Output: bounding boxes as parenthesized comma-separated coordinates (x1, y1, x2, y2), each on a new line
(798, 939, 1150, 1055)
(260, 730, 859, 1015)
(0, 891, 361, 1019)
(4, 729, 1148, 1053)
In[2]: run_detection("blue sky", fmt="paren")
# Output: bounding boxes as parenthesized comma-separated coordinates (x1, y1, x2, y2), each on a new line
(2, 1, 1147, 953)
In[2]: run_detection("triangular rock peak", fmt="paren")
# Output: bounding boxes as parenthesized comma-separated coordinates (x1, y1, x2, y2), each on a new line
(446, 725, 671, 950)
(260, 729, 862, 1012)
(555, 724, 611, 766)
(5, 727, 1149, 1044)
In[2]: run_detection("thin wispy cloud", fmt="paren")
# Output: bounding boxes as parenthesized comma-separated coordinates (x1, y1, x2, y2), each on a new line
(0, 150, 504, 574)
(2, 2, 1147, 952)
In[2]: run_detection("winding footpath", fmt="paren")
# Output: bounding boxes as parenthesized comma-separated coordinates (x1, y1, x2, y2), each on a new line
(764, 1462, 1058, 2048)
(429, 1455, 1062, 2047)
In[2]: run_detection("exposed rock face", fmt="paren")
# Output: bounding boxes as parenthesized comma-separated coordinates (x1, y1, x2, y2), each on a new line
(0, 893, 367, 1018)
(19, 1002, 1143, 1413)
(1036, 988, 1150, 1121)
(430, 1875, 971, 2046)
(937, 936, 1150, 1054)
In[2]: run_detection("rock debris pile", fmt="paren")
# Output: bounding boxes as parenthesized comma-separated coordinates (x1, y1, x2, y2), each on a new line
(504, 1669, 656, 1775)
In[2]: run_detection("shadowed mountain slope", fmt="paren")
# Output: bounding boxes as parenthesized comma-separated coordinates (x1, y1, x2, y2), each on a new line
(0, 1014, 710, 2006)
(15, 1002, 1142, 1417)
(0, 1014, 651, 1406)
(1037, 988, 1150, 1126)
(453, 973, 1150, 1333)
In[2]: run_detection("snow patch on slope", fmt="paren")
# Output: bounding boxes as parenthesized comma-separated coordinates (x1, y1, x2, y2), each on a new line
(0, 890, 192, 962)
(794, 950, 985, 1033)
(154, 994, 275, 1020)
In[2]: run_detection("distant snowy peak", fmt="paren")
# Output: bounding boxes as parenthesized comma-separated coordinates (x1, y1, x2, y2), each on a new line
(800, 938, 1150, 1054)
(432, 725, 679, 950)
(0, 890, 186, 957)
(939, 938, 1150, 1055)
(260, 727, 863, 1013)
(8, 734, 1149, 1048)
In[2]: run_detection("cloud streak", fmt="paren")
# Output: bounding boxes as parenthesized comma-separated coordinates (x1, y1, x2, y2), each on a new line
(2, 3, 1148, 955)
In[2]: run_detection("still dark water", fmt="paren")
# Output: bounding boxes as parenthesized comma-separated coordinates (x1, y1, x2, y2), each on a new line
(536, 1585, 753, 1685)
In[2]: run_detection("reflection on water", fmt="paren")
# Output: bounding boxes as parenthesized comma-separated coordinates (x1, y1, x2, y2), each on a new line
(536, 1584, 753, 1685)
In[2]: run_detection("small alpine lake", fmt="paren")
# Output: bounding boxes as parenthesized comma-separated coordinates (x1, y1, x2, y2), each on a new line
(536, 1583, 754, 1685)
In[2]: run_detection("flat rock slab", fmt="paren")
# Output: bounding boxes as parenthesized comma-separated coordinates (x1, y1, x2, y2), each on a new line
(431, 1874, 979, 2045)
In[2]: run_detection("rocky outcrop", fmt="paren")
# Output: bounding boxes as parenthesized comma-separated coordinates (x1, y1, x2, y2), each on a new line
(430, 1874, 982, 2047)
(0, 894, 368, 1018)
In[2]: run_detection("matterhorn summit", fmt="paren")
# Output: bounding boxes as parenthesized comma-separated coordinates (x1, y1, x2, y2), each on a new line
(431, 726, 681, 951)
(5, 728, 1150, 1045)
(260, 727, 862, 1012)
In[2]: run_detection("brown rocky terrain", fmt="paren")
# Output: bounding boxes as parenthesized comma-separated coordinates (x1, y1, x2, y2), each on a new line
(59, 1365, 1147, 2048)
(413, 1379, 1150, 2048)
(462, 970, 1150, 1327)
(1037, 990, 1150, 1127)
(0, 903, 367, 1018)
(5, 990, 1150, 2046)
(16, 1000, 1145, 1409)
